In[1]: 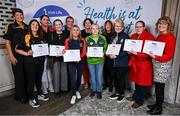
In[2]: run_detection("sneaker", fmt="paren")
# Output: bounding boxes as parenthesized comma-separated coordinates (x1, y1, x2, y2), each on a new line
(70, 95, 76, 104)
(97, 92, 102, 99)
(49, 89, 55, 93)
(117, 95, 124, 103)
(43, 90, 48, 95)
(38, 94, 49, 101)
(76, 91, 81, 99)
(89, 91, 95, 98)
(109, 93, 119, 100)
(29, 99, 40, 108)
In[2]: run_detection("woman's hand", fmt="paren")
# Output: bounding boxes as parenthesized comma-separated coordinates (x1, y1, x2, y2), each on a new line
(27, 50, 33, 56)
(10, 56, 18, 65)
(130, 51, 137, 55)
(149, 51, 155, 58)
(62, 49, 66, 54)
(109, 54, 117, 59)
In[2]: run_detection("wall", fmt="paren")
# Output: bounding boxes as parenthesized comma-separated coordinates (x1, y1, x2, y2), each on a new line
(0, 0, 16, 93)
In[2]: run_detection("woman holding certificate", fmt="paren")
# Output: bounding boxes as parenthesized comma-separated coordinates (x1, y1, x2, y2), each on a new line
(16, 19, 49, 108)
(64, 25, 86, 104)
(48, 19, 68, 95)
(146, 17, 176, 115)
(127, 21, 154, 108)
(107, 19, 129, 103)
(86, 24, 108, 99)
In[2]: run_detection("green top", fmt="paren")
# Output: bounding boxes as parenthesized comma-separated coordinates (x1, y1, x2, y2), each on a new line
(86, 35, 107, 64)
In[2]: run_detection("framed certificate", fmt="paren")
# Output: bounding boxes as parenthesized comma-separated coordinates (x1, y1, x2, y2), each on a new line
(31, 43, 49, 58)
(87, 47, 103, 57)
(63, 49, 81, 62)
(142, 40, 165, 56)
(49, 45, 65, 56)
(123, 39, 143, 52)
(106, 44, 121, 55)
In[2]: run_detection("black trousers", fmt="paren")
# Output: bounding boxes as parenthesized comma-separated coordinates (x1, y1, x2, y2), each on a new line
(103, 57, 111, 87)
(68, 61, 83, 95)
(11, 56, 27, 101)
(110, 67, 127, 95)
(155, 82, 165, 107)
(133, 84, 148, 105)
(24, 61, 44, 99)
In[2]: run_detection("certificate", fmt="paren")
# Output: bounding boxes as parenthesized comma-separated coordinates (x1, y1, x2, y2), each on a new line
(142, 40, 165, 56)
(106, 44, 121, 55)
(63, 49, 81, 62)
(31, 44, 49, 58)
(49, 45, 65, 56)
(123, 39, 143, 52)
(87, 47, 103, 57)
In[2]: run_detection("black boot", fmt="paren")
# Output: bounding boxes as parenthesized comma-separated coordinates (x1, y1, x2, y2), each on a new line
(146, 106, 162, 115)
(147, 104, 157, 109)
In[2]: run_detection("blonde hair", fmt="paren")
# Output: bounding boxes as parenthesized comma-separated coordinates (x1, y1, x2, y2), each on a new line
(156, 16, 173, 32)
(114, 19, 124, 27)
(69, 25, 81, 40)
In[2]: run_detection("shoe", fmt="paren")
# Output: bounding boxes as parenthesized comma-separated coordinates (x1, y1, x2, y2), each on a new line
(43, 90, 48, 95)
(89, 91, 95, 98)
(126, 96, 134, 101)
(70, 95, 76, 104)
(19, 99, 28, 104)
(38, 94, 49, 101)
(117, 95, 124, 103)
(76, 91, 81, 99)
(29, 99, 40, 108)
(97, 92, 102, 99)
(146, 106, 162, 115)
(147, 104, 157, 109)
(109, 93, 119, 100)
(49, 89, 54, 93)
(131, 102, 142, 109)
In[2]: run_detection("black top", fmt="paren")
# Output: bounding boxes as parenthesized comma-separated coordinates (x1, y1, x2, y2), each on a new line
(102, 32, 114, 44)
(63, 28, 70, 40)
(109, 31, 130, 68)
(3, 22, 29, 56)
(81, 29, 91, 38)
(48, 31, 66, 61)
(42, 27, 51, 43)
(16, 34, 45, 64)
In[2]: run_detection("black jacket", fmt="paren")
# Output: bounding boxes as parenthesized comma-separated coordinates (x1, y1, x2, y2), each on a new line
(109, 31, 129, 68)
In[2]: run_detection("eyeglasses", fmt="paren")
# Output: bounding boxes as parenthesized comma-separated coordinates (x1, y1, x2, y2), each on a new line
(135, 26, 144, 29)
(158, 23, 168, 26)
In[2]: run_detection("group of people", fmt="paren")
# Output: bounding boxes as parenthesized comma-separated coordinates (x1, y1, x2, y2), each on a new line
(3, 8, 176, 115)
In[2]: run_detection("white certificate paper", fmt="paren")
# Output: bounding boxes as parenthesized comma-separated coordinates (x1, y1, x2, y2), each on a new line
(87, 47, 103, 57)
(106, 44, 121, 55)
(63, 50, 81, 62)
(123, 39, 143, 52)
(31, 44, 49, 58)
(49, 45, 65, 56)
(142, 40, 165, 56)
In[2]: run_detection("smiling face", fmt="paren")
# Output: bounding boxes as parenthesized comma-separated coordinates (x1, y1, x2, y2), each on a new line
(66, 18, 74, 29)
(114, 22, 123, 33)
(91, 24, 99, 35)
(72, 26, 80, 38)
(14, 12, 24, 23)
(135, 22, 145, 35)
(31, 21, 39, 33)
(157, 20, 168, 34)
(40, 16, 49, 27)
(85, 20, 92, 30)
(54, 21, 63, 32)
(105, 22, 112, 32)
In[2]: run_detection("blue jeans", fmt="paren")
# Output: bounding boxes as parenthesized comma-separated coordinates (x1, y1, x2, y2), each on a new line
(88, 64, 104, 92)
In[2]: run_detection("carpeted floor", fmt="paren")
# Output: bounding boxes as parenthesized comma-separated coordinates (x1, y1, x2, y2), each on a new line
(61, 90, 180, 115)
